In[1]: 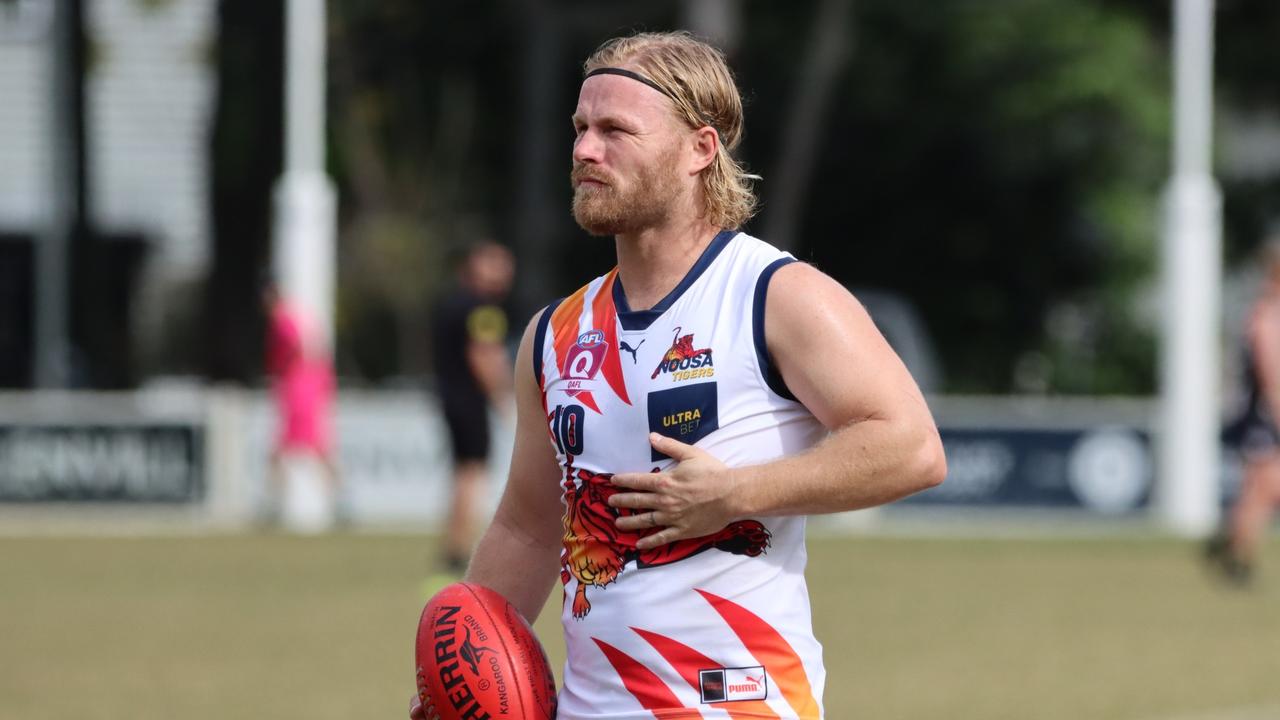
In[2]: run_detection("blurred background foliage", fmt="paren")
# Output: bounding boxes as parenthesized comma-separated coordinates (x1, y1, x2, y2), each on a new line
(205, 0, 1280, 394)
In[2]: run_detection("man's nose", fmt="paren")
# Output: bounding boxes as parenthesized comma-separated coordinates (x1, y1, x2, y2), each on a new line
(573, 128, 603, 165)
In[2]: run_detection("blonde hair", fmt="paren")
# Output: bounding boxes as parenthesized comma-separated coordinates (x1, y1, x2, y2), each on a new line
(584, 31, 758, 230)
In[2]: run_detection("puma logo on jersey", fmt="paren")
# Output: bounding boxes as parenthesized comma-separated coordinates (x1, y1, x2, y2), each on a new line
(698, 666, 768, 703)
(619, 339, 644, 364)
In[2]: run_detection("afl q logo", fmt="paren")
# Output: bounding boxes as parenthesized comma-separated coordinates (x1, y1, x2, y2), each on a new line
(566, 330, 606, 381)
(1067, 428, 1151, 514)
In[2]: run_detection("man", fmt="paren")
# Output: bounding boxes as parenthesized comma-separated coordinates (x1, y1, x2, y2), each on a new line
(411, 31, 946, 718)
(429, 241, 516, 579)
(1209, 234, 1280, 586)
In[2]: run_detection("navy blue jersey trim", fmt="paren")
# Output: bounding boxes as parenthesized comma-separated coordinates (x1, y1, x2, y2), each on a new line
(532, 298, 563, 385)
(613, 229, 738, 331)
(753, 257, 798, 401)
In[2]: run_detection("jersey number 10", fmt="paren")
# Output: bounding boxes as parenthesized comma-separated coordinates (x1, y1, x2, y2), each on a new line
(550, 404, 585, 456)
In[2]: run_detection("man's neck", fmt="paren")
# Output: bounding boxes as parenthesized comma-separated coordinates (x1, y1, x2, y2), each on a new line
(614, 220, 722, 311)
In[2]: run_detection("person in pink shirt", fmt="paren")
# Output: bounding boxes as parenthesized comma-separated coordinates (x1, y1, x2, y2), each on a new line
(263, 281, 341, 517)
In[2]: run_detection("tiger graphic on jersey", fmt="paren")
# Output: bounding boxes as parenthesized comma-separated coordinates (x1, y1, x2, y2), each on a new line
(560, 464, 770, 619)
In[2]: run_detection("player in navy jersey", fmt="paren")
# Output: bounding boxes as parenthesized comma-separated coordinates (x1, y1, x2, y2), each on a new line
(411, 31, 946, 719)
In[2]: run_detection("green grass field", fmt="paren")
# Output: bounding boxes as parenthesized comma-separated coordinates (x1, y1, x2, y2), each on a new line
(2, 532, 1277, 719)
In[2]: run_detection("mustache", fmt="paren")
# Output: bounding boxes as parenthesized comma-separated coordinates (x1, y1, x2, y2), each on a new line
(571, 165, 612, 187)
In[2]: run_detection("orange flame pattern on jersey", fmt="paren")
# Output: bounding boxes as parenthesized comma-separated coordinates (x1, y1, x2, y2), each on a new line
(589, 591, 821, 718)
(549, 270, 631, 413)
(631, 628, 781, 719)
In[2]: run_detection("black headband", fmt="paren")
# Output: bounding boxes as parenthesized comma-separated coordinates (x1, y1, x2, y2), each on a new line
(585, 67, 676, 101)
(585, 66, 721, 134)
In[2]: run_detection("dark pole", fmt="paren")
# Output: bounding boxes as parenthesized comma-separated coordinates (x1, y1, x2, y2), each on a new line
(762, 0, 853, 253)
(34, 0, 85, 388)
(511, 0, 561, 318)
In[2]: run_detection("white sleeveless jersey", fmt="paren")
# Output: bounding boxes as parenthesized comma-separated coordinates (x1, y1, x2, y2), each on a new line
(534, 231, 828, 719)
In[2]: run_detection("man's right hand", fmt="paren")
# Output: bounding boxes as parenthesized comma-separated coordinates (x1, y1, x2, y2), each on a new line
(409, 693, 427, 720)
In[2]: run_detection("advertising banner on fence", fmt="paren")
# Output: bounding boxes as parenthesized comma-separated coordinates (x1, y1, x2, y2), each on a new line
(0, 424, 203, 503)
(904, 426, 1154, 514)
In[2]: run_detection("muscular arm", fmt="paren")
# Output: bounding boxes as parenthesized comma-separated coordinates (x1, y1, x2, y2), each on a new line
(732, 263, 946, 515)
(610, 263, 946, 548)
(464, 311, 564, 621)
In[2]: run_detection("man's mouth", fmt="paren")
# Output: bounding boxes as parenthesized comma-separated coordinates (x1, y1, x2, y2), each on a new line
(572, 167, 611, 188)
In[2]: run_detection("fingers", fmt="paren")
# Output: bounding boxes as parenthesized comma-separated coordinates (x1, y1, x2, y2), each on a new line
(615, 509, 666, 532)
(409, 693, 426, 720)
(609, 434, 712, 540)
(612, 510, 693, 544)
(608, 487, 662, 510)
(608, 476, 667, 531)
(648, 432, 700, 460)
(610, 472, 662, 491)
(636, 526, 682, 550)
(611, 434, 702, 488)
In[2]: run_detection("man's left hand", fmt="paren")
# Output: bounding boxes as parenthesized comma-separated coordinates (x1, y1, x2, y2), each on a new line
(608, 433, 743, 550)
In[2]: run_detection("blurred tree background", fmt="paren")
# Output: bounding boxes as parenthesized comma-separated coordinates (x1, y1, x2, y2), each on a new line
(203, 0, 1280, 394)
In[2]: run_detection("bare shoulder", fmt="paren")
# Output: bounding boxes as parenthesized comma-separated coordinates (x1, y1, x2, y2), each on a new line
(768, 258, 860, 295)
(763, 261, 920, 427)
(764, 261, 875, 342)
(768, 260, 847, 295)
(512, 302, 560, 374)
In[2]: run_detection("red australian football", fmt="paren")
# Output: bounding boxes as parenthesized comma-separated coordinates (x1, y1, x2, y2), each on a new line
(415, 582, 557, 720)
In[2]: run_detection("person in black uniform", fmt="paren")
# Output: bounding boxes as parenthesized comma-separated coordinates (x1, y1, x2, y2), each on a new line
(429, 241, 516, 578)
(1210, 236, 1280, 586)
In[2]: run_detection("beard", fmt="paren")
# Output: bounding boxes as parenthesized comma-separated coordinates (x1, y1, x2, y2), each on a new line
(571, 148, 682, 236)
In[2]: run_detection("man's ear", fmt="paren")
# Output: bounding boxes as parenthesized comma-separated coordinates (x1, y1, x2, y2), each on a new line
(689, 125, 719, 176)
